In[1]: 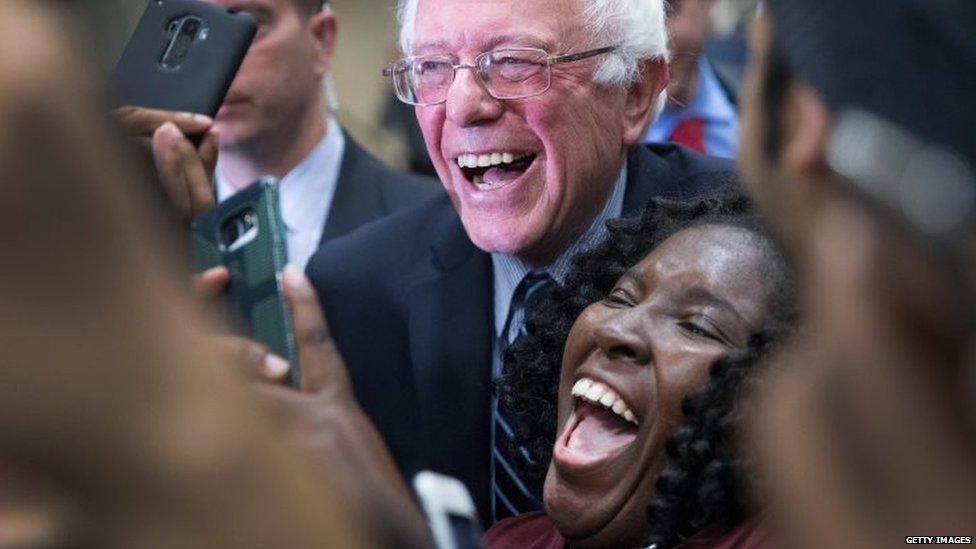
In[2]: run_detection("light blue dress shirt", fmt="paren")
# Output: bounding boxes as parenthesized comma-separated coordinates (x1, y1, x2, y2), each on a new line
(215, 120, 346, 269)
(643, 57, 739, 159)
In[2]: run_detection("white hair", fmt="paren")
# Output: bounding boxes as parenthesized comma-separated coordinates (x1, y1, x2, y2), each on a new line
(396, 0, 669, 89)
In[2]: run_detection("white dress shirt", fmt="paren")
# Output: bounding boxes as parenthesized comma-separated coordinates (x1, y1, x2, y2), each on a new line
(215, 121, 346, 269)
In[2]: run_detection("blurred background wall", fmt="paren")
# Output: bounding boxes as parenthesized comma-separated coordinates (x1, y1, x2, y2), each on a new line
(85, 0, 756, 169)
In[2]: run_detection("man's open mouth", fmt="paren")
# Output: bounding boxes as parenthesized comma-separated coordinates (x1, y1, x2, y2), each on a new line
(456, 151, 537, 191)
(555, 377, 640, 471)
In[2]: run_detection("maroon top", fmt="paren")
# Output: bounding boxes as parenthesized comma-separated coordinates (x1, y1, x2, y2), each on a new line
(485, 511, 770, 549)
(674, 517, 770, 548)
(484, 512, 564, 549)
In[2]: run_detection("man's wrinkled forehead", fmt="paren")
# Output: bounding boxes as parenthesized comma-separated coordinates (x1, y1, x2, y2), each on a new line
(412, 0, 581, 55)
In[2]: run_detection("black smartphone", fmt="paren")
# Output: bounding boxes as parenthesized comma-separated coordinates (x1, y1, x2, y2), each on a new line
(192, 178, 300, 388)
(109, 0, 256, 116)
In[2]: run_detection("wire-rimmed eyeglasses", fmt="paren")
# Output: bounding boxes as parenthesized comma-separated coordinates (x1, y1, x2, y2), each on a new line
(382, 46, 618, 106)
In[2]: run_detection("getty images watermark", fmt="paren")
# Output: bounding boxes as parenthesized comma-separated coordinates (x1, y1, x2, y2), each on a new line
(905, 537, 972, 544)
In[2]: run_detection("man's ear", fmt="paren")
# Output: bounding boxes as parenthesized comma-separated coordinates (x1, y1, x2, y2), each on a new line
(621, 58, 668, 146)
(308, 8, 337, 76)
(781, 81, 832, 180)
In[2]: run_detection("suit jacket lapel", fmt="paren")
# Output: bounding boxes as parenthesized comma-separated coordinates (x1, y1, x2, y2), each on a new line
(407, 216, 495, 517)
(621, 143, 683, 214)
(319, 133, 385, 244)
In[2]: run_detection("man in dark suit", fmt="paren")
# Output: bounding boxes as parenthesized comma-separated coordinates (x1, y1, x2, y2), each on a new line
(307, 142, 730, 521)
(317, 135, 437, 243)
(115, 0, 438, 261)
(296, 0, 735, 525)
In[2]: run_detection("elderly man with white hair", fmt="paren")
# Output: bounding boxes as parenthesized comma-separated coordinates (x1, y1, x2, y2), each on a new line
(294, 0, 735, 524)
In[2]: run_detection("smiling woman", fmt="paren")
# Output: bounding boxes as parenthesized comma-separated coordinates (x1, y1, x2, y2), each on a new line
(490, 189, 796, 548)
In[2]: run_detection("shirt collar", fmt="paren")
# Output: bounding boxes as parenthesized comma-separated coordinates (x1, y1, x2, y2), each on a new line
(643, 57, 737, 141)
(491, 163, 627, 336)
(691, 57, 737, 124)
(276, 121, 345, 235)
(214, 118, 346, 235)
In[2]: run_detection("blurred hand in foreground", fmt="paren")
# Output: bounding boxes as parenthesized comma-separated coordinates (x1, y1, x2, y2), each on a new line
(204, 265, 432, 546)
(113, 106, 219, 222)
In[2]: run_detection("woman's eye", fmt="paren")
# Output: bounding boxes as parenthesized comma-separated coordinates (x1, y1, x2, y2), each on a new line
(678, 321, 721, 342)
(603, 288, 634, 307)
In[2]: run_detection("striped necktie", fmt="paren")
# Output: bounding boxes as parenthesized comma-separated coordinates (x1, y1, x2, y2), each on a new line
(491, 271, 553, 523)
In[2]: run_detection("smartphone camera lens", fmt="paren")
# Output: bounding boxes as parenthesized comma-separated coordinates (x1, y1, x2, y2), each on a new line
(220, 220, 241, 247)
(219, 208, 258, 250)
(161, 16, 206, 69)
(181, 17, 201, 38)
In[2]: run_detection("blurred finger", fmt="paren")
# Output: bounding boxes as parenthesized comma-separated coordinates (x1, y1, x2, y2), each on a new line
(193, 266, 230, 297)
(810, 202, 876, 345)
(281, 264, 351, 395)
(186, 129, 219, 217)
(251, 383, 306, 427)
(152, 122, 192, 218)
(215, 335, 267, 381)
(262, 354, 291, 383)
(114, 106, 212, 137)
(214, 335, 290, 383)
(198, 128, 219, 181)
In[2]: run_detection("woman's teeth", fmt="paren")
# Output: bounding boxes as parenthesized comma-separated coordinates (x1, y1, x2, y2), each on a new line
(571, 377, 638, 426)
(455, 152, 526, 168)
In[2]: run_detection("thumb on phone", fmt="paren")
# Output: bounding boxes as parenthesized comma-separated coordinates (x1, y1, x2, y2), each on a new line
(193, 266, 230, 297)
(281, 265, 352, 396)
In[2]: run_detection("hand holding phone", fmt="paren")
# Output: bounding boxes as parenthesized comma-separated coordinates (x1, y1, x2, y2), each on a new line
(192, 261, 436, 547)
(193, 177, 299, 386)
(111, 0, 252, 220)
(112, 106, 219, 222)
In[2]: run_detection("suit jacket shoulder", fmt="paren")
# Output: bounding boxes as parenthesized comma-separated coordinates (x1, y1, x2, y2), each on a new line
(306, 194, 481, 482)
(319, 132, 441, 243)
(311, 193, 462, 297)
(623, 142, 737, 213)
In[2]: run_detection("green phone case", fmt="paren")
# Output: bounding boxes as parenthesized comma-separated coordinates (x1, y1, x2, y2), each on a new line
(192, 177, 299, 387)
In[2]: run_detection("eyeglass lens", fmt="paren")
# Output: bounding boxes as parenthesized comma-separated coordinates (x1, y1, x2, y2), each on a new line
(392, 49, 552, 105)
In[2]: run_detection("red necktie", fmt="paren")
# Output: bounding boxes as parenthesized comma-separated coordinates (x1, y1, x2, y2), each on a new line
(669, 116, 706, 153)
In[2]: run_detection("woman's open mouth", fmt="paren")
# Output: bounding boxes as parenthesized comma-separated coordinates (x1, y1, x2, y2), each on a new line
(456, 151, 537, 191)
(553, 377, 640, 474)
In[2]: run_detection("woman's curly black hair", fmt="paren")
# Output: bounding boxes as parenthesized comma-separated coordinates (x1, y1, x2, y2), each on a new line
(496, 186, 795, 547)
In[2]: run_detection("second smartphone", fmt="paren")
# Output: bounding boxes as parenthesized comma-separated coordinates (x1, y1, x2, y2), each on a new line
(192, 178, 300, 388)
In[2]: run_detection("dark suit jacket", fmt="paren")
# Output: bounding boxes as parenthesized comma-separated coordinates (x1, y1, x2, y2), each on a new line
(318, 132, 440, 244)
(306, 143, 734, 522)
